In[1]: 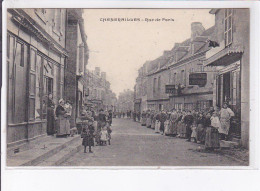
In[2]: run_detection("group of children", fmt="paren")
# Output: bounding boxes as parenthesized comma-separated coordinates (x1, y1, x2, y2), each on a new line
(80, 109, 113, 153)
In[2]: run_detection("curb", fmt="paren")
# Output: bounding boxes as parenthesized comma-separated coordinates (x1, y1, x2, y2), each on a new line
(21, 136, 80, 166)
(54, 144, 82, 166)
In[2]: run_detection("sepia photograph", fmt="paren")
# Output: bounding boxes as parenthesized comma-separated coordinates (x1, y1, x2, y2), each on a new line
(4, 7, 250, 167)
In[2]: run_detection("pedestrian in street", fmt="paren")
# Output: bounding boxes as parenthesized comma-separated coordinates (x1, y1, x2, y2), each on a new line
(176, 110, 183, 137)
(146, 110, 152, 128)
(96, 109, 107, 145)
(55, 99, 70, 137)
(160, 110, 167, 135)
(150, 111, 155, 129)
(100, 126, 109, 146)
(106, 122, 112, 145)
(205, 112, 220, 150)
(168, 109, 177, 136)
(81, 125, 94, 153)
(47, 93, 55, 136)
(141, 111, 147, 126)
(184, 110, 194, 142)
(196, 112, 206, 144)
(164, 111, 171, 136)
(219, 103, 235, 140)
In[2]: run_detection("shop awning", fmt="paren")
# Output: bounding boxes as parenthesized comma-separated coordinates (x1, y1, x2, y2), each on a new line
(204, 47, 243, 66)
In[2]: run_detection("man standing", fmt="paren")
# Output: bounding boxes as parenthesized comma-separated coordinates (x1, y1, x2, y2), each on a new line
(160, 110, 167, 135)
(184, 110, 194, 142)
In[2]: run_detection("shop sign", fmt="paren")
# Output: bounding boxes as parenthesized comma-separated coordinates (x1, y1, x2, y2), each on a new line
(165, 85, 176, 94)
(189, 73, 207, 87)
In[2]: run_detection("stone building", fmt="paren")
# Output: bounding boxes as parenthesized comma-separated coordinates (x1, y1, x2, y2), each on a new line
(134, 61, 149, 113)
(6, 9, 68, 146)
(64, 9, 89, 125)
(85, 67, 117, 112)
(167, 23, 217, 112)
(204, 9, 249, 148)
(146, 51, 172, 111)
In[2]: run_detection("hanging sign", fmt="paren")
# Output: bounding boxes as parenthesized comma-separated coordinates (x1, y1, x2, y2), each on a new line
(189, 73, 207, 87)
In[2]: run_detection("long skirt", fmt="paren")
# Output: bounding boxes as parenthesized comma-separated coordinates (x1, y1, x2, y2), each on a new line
(155, 120, 160, 133)
(160, 121, 165, 132)
(167, 120, 174, 135)
(82, 136, 94, 146)
(151, 121, 155, 129)
(205, 127, 220, 149)
(177, 121, 182, 136)
(141, 117, 146, 126)
(219, 118, 230, 135)
(47, 107, 55, 135)
(164, 120, 170, 135)
(56, 115, 70, 136)
(180, 123, 187, 138)
(172, 121, 178, 135)
(146, 118, 152, 128)
(196, 124, 206, 142)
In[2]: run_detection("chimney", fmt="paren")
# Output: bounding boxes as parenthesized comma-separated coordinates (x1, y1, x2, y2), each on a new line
(94, 67, 100, 76)
(101, 72, 106, 80)
(191, 22, 205, 41)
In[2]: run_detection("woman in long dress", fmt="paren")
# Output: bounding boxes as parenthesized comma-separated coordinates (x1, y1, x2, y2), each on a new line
(164, 112, 170, 135)
(47, 94, 55, 135)
(205, 112, 220, 150)
(55, 99, 70, 137)
(154, 112, 161, 133)
(146, 111, 152, 128)
(196, 112, 206, 144)
(219, 103, 235, 140)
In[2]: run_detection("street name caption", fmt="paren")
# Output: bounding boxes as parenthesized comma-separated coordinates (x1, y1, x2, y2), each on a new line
(100, 18, 174, 22)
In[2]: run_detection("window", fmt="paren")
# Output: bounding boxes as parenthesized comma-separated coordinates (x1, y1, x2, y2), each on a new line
(224, 9, 233, 46)
(153, 78, 157, 94)
(181, 70, 185, 85)
(173, 73, 177, 85)
(35, 55, 42, 120)
(158, 76, 161, 92)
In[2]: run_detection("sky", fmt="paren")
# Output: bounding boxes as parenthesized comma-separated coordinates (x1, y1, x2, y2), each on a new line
(83, 9, 215, 96)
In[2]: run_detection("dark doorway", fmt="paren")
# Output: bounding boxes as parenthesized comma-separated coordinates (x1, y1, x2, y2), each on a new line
(223, 72, 231, 103)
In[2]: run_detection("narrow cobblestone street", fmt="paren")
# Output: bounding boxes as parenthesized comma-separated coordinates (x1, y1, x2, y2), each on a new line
(61, 118, 243, 166)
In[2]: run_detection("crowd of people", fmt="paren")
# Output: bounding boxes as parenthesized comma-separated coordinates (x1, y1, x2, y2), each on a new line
(136, 102, 235, 151)
(46, 93, 113, 153)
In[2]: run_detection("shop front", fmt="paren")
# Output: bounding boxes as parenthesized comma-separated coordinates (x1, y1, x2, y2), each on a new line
(6, 31, 66, 146)
(205, 47, 243, 140)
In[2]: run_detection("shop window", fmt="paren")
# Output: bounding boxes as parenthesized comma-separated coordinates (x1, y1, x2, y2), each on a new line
(35, 55, 42, 120)
(13, 41, 27, 123)
(224, 9, 233, 47)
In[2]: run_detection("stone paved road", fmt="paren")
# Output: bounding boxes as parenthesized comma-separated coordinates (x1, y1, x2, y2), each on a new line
(61, 118, 243, 166)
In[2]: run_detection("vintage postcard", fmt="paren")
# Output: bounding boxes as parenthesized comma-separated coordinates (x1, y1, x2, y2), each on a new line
(3, 6, 253, 168)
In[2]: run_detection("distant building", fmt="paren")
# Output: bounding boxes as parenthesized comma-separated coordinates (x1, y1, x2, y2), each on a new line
(85, 67, 117, 112)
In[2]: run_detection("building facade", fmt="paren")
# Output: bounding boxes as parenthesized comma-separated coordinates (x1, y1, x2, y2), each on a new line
(7, 9, 68, 146)
(64, 9, 89, 125)
(134, 62, 149, 113)
(168, 23, 217, 112)
(204, 9, 249, 148)
(85, 67, 117, 112)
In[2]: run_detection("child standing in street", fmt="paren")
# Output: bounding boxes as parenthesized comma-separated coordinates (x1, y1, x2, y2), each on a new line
(81, 126, 94, 153)
(100, 126, 109, 146)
